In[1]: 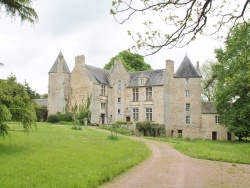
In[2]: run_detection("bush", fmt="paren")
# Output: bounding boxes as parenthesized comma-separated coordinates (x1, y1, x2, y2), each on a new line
(58, 112, 73, 122)
(47, 115, 59, 124)
(72, 125, 82, 130)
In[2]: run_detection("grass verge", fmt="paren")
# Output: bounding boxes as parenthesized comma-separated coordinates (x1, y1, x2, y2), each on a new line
(0, 123, 150, 188)
(147, 137, 250, 164)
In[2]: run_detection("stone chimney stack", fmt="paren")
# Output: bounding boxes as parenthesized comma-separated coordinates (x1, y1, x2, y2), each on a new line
(166, 59, 174, 76)
(75, 55, 85, 69)
(196, 61, 199, 71)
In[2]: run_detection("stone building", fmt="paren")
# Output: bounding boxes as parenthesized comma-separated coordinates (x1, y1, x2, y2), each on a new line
(48, 52, 233, 140)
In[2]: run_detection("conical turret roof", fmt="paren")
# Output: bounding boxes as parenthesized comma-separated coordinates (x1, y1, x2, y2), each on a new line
(174, 55, 201, 78)
(49, 51, 70, 73)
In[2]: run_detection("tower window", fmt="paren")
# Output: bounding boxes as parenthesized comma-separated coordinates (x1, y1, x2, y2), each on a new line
(215, 116, 220, 124)
(186, 103, 190, 112)
(186, 116, 190, 124)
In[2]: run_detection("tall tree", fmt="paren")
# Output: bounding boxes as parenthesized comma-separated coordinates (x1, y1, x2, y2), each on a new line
(200, 60, 217, 101)
(111, 1, 250, 55)
(0, 74, 37, 137)
(104, 50, 152, 72)
(0, 0, 38, 24)
(214, 22, 250, 139)
(24, 80, 41, 99)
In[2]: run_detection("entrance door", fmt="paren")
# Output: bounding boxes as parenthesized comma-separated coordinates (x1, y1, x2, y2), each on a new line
(227, 132, 232, 141)
(171, 130, 174, 138)
(212, 131, 217, 140)
(126, 117, 131, 122)
(101, 114, 105, 124)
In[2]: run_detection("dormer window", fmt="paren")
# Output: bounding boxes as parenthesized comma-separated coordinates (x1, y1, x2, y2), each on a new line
(141, 78, 144, 85)
(138, 73, 149, 86)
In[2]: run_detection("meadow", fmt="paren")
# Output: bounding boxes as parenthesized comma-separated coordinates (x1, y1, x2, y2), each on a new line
(0, 123, 150, 188)
(148, 137, 250, 164)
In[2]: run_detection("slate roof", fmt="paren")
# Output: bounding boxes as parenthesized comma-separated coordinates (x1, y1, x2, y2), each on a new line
(34, 98, 48, 107)
(174, 55, 201, 78)
(49, 51, 70, 73)
(128, 69, 165, 87)
(202, 102, 218, 114)
(85, 65, 109, 85)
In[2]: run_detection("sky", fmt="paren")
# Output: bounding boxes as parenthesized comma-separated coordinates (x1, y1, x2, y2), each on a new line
(0, 0, 222, 94)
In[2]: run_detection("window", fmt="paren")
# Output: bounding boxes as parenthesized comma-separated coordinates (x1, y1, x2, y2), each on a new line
(133, 88, 139, 101)
(186, 90, 190, 97)
(118, 97, 121, 103)
(146, 108, 153, 121)
(101, 103, 106, 109)
(186, 103, 190, 112)
(118, 109, 121, 114)
(215, 116, 220, 124)
(118, 80, 121, 90)
(101, 84, 105, 96)
(146, 87, 153, 100)
(133, 108, 139, 121)
(141, 78, 144, 85)
(186, 78, 189, 84)
(186, 116, 190, 124)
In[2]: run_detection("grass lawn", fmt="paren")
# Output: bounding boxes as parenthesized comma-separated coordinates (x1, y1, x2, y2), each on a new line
(148, 137, 250, 164)
(0, 123, 150, 188)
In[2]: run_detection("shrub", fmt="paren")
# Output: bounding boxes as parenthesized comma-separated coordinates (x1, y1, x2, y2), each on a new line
(58, 112, 73, 122)
(47, 114, 59, 124)
(71, 125, 82, 130)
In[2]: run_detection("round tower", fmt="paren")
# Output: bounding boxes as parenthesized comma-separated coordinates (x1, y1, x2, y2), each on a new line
(48, 51, 71, 115)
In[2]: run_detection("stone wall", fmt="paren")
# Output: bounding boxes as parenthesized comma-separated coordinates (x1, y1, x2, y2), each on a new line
(202, 114, 234, 141)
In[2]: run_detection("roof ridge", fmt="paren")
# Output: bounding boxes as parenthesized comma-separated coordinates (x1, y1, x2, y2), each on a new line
(85, 64, 109, 72)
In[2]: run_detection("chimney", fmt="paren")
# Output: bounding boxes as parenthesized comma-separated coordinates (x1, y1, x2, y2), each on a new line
(196, 61, 199, 71)
(75, 55, 85, 69)
(166, 59, 174, 76)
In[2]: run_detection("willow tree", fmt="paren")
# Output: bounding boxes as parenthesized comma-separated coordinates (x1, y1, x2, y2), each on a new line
(0, 75, 37, 137)
(111, 0, 250, 55)
(0, 0, 38, 23)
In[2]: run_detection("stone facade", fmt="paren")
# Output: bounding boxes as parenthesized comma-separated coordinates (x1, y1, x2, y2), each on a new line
(48, 52, 233, 140)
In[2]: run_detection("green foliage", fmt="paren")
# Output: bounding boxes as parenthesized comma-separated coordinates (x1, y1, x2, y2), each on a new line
(116, 121, 133, 125)
(24, 80, 41, 99)
(35, 106, 47, 122)
(0, 75, 37, 136)
(75, 95, 92, 125)
(0, 123, 150, 187)
(0, 0, 38, 24)
(136, 121, 165, 137)
(104, 50, 152, 72)
(46, 114, 59, 124)
(57, 112, 73, 122)
(200, 60, 217, 101)
(71, 125, 82, 130)
(214, 22, 250, 138)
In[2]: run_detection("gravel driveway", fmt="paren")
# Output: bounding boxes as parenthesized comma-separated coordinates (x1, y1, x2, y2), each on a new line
(102, 138, 250, 188)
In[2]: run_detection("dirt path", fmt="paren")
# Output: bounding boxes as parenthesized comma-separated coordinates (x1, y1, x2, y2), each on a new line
(102, 138, 250, 188)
